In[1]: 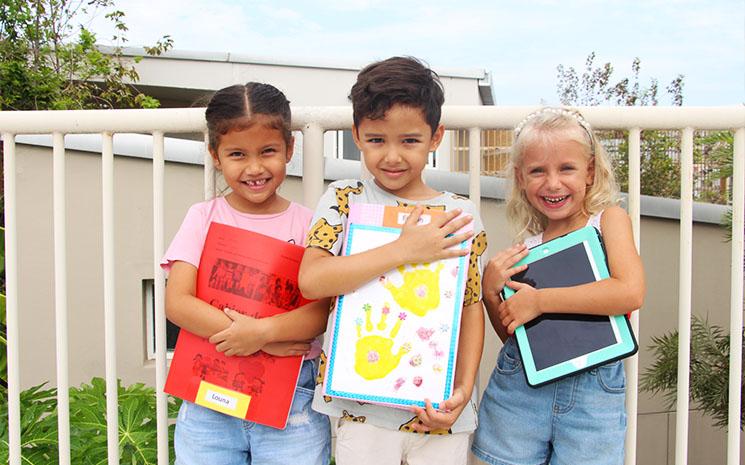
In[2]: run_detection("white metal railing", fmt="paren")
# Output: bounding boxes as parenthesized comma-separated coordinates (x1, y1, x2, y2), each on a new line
(1, 105, 744, 465)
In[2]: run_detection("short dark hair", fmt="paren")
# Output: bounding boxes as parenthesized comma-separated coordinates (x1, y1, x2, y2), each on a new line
(205, 82, 292, 151)
(350, 56, 444, 134)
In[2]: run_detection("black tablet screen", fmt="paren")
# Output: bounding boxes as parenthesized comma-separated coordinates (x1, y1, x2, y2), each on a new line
(512, 242, 617, 371)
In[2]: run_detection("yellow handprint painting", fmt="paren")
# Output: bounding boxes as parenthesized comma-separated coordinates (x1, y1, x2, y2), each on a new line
(354, 303, 412, 380)
(323, 203, 474, 408)
(381, 263, 444, 317)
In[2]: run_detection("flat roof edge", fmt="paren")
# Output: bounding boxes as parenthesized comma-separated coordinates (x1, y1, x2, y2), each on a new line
(98, 45, 489, 80)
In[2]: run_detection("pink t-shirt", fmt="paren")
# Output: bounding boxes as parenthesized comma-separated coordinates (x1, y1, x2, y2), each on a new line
(161, 196, 321, 358)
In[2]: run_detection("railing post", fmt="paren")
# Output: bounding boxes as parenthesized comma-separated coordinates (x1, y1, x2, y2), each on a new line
(152, 131, 169, 465)
(625, 127, 642, 465)
(3, 133, 21, 465)
(53, 132, 71, 465)
(727, 127, 744, 465)
(675, 127, 694, 465)
(303, 123, 325, 207)
(102, 132, 120, 464)
(468, 128, 481, 210)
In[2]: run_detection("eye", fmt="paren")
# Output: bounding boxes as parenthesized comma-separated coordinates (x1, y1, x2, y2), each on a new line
(402, 138, 421, 144)
(261, 147, 278, 156)
(228, 151, 244, 158)
(560, 164, 577, 172)
(367, 137, 384, 144)
(528, 167, 544, 175)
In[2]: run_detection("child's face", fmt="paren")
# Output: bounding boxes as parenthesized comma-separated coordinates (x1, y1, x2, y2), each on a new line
(517, 137, 594, 226)
(353, 104, 444, 199)
(211, 116, 293, 214)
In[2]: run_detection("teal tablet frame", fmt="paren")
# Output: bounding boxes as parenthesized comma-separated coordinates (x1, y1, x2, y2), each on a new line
(502, 226, 638, 387)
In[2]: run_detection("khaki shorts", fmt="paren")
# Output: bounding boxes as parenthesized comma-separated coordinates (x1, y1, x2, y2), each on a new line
(335, 420, 470, 465)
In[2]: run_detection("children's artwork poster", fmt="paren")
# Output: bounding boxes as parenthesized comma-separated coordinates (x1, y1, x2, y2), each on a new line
(164, 222, 310, 429)
(323, 204, 473, 409)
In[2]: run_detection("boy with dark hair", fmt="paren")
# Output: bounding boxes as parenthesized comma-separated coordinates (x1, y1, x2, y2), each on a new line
(299, 56, 487, 465)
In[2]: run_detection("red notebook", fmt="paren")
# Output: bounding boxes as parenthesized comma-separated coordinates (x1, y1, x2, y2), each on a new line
(164, 222, 310, 429)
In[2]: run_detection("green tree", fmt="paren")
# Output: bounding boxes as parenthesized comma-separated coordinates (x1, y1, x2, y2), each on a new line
(556, 52, 685, 199)
(0, 0, 173, 111)
(0, 0, 173, 387)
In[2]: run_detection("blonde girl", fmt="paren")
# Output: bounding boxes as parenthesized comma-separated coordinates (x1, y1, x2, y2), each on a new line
(472, 108, 645, 465)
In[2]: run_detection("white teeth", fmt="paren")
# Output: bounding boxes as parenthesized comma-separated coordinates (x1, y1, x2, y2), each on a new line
(244, 179, 268, 187)
(543, 195, 568, 204)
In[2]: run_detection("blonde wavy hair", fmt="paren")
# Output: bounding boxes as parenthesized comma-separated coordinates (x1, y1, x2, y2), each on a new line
(506, 107, 619, 239)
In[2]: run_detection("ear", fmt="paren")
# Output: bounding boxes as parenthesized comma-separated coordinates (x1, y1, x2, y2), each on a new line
(209, 148, 221, 170)
(586, 156, 595, 186)
(428, 124, 445, 152)
(351, 124, 363, 150)
(285, 135, 295, 163)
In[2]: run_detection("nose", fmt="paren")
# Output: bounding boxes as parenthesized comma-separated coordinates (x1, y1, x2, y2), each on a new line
(546, 171, 561, 189)
(383, 146, 402, 163)
(243, 156, 263, 175)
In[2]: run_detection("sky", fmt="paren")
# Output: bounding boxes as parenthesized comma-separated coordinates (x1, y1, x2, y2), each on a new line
(87, 0, 744, 106)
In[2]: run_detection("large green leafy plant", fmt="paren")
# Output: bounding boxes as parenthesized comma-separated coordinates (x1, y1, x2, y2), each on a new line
(0, 378, 180, 464)
(640, 317, 745, 429)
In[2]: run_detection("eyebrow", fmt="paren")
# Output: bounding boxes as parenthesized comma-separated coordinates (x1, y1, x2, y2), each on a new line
(362, 132, 424, 137)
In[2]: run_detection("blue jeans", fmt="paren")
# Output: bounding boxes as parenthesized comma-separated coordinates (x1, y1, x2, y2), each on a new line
(472, 337, 626, 465)
(175, 359, 331, 465)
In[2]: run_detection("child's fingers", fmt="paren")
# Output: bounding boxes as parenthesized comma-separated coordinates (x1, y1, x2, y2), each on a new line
(432, 207, 463, 228)
(506, 264, 529, 278)
(404, 205, 425, 227)
(208, 329, 228, 344)
(444, 231, 474, 249)
(441, 213, 473, 235)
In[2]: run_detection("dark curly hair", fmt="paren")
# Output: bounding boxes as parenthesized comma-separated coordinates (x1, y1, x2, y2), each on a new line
(205, 82, 292, 151)
(350, 56, 444, 134)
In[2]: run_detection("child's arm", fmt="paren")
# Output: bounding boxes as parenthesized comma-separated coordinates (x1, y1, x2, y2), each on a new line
(498, 206, 646, 334)
(409, 301, 484, 432)
(166, 260, 328, 357)
(208, 298, 331, 356)
(299, 205, 473, 299)
(165, 261, 233, 337)
(482, 244, 530, 342)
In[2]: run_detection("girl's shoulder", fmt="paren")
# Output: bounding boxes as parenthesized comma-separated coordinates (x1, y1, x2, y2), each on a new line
(287, 201, 314, 222)
(598, 205, 631, 229)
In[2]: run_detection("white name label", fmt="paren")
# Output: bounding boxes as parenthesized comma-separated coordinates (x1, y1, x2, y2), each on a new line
(205, 390, 238, 410)
(397, 212, 432, 225)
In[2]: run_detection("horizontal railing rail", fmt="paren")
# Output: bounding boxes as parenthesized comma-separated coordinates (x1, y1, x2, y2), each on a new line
(2, 105, 743, 465)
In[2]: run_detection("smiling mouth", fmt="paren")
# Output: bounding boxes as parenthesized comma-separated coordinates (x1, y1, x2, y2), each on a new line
(542, 195, 569, 204)
(243, 178, 269, 188)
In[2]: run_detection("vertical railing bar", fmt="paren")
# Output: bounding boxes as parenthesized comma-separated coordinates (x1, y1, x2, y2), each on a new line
(468, 128, 481, 212)
(3, 133, 21, 465)
(303, 123, 325, 207)
(675, 127, 694, 465)
(727, 127, 744, 465)
(625, 127, 641, 465)
(101, 132, 119, 465)
(53, 132, 71, 465)
(152, 131, 169, 465)
(204, 132, 215, 200)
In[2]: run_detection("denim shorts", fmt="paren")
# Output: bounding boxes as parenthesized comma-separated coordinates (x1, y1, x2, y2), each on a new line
(472, 337, 627, 465)
(175, 359, 331, 465)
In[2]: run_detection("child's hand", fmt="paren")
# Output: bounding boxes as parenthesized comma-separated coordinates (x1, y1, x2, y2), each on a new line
(408, 386, 468, 433)
(498, 281, 542, 334)
(209, 308, 270, 356)
(396, 205, 474, 265)
(483, 243, 529, 302)
(262, 340, 313, 357)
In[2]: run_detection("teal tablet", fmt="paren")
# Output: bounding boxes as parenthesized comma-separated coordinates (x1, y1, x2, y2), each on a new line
(501, 226, 638, 387)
